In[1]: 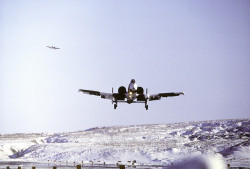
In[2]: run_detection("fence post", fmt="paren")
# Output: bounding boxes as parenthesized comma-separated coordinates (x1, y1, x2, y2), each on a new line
(32, 167, 36, 169)
(7, 166, 9, 169)
(227, 164, 230, 168)
(53, 166, 57, 169)
(18, 167, 21, 169)
(76, 165, 81, 169)
(119, 165, 125, 169)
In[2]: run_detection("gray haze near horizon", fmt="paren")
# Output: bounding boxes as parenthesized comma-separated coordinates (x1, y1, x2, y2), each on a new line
(1, 0, 250, 133)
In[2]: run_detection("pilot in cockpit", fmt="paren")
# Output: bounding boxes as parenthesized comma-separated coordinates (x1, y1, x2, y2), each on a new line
(128, 79, 138, 93)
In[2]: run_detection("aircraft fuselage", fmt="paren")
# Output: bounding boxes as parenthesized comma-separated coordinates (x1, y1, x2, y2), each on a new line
(126, 92, 137, 103)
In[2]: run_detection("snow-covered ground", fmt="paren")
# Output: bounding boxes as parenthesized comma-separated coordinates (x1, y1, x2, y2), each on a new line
(0, 119, 249, 168)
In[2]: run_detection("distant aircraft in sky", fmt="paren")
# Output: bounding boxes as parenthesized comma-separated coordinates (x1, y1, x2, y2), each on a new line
(46, 46, 60, 49)
(79, 79, 185, 110)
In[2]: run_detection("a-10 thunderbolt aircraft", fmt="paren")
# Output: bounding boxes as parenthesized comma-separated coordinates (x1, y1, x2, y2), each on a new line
(78, 79, 184, 110)
(46, 46, 60, 49)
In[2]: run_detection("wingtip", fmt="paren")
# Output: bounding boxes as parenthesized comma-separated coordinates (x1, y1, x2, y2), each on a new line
(182, 92, 185, 95)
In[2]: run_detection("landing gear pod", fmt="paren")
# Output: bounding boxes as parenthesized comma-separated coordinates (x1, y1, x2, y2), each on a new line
(145, 99, 148, 110)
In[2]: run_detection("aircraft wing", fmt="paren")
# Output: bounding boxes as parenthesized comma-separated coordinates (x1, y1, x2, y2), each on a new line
(78, 89, 113, 100)
(149, 92, 184, 101)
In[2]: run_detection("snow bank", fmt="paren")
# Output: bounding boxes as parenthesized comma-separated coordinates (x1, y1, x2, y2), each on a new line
(233, 146, 250, 159)
(0, 119, 249, 166)
(170, 154, 226, 169)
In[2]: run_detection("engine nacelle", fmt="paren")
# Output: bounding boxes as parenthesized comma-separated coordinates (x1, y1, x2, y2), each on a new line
(137, 87, 144, 94)
(116, 86, 126, 100)
(137, 86, 145, 101)
(118, 86, 127, 94)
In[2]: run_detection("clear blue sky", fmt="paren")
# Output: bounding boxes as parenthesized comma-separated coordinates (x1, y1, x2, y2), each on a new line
(1, 0, 249, 133)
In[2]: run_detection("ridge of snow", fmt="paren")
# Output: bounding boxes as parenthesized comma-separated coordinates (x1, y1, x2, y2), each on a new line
(0, 119, 249, 167)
